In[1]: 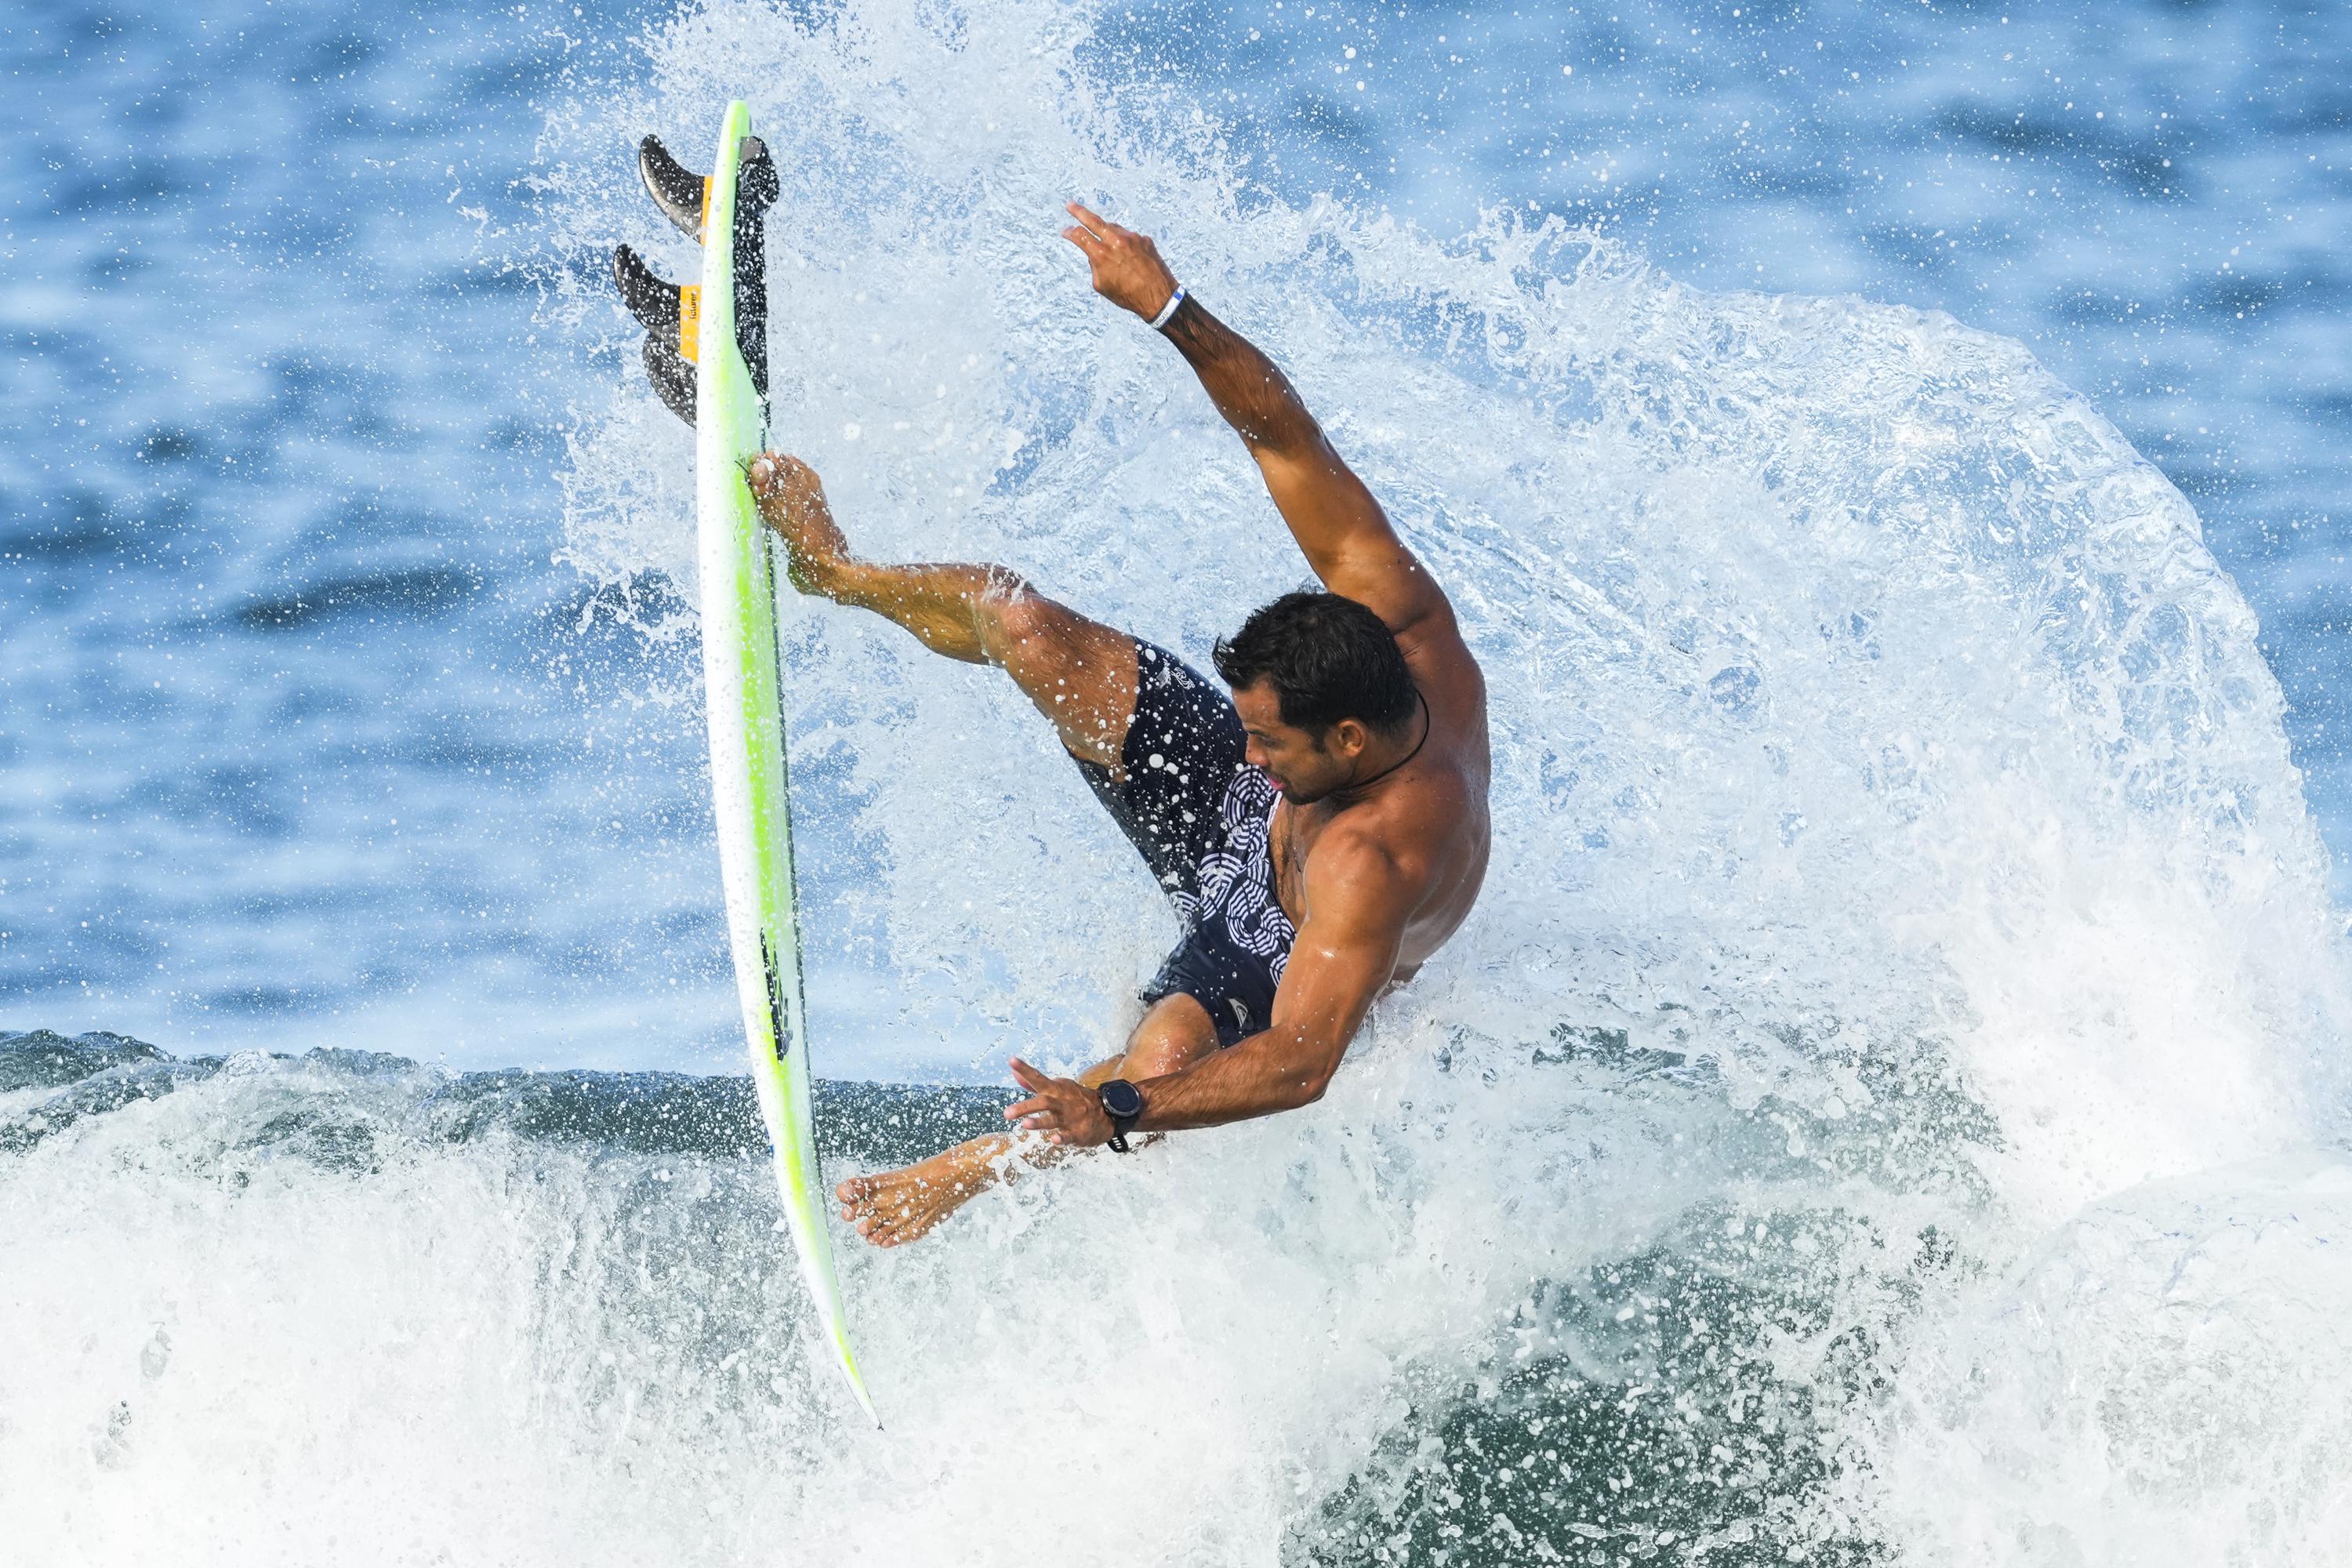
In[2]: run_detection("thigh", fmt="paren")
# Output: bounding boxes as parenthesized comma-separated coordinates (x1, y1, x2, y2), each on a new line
(976, 585, 1139, 769)
(1067, 643, 1248, 908)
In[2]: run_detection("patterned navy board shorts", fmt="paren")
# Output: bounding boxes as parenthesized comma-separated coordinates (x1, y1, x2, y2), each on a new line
(1069, 641, 1297, 1048)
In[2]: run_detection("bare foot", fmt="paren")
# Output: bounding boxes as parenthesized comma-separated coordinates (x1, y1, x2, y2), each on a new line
(746, 452, 857, 596)
(837, 1139, 1003, 1248)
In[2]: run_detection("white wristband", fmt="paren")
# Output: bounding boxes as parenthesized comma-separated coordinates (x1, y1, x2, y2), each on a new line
(1147, 284, 1186, 332)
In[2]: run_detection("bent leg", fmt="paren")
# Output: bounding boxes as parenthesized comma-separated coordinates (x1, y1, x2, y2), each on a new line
(836, 995, 1221, 1248)
(750, 452, 1138, 768)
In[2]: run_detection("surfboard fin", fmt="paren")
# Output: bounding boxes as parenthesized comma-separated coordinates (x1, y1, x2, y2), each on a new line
(613, 243, 700, 424)
(613, 242, 684, 338)
(639, 332, 697, 425)
(638, 134, 707, 240)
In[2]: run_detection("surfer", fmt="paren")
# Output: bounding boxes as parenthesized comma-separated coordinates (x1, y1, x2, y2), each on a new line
(749, 203, 1490, 1246)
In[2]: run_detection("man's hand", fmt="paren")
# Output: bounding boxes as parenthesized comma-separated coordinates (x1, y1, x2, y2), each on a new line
(1004, 1057, 1113, 1148)
(1059, 201, 1181, 324)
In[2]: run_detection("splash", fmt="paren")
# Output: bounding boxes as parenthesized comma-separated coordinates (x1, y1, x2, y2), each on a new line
(525, 0, 2350, 1544)
(543, 0, 2347, 1167)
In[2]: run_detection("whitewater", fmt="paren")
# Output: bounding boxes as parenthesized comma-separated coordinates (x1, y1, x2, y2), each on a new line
(5, 0, 2351, 1563)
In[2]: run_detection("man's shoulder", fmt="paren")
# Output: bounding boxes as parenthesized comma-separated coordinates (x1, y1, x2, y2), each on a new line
(1305, 814, 1410, 895)
(1308, 796, 1445, 912)
(1395, 601, 1485, 705)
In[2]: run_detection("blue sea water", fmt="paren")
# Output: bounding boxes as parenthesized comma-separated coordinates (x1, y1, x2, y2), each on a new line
(4, 0, 2349, 1070)
(6, 4, 2352, 1563)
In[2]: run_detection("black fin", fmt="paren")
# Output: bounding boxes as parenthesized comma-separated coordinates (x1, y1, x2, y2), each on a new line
(638, 134, 706, 239)
(613, 245, 697, 426)
(738, 136, 779, 210)
(732, 136, 777, 405)
(612, 243, 683, 338)
(641, 332, 697, 425)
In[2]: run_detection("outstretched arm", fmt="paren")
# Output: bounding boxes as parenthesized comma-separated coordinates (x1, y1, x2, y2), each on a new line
(1006, 836, 1410, 1141)
(1060, 202, 1452, 643)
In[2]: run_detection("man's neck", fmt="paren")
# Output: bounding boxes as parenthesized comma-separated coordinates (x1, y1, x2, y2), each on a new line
(1330, 693, 1431, 808)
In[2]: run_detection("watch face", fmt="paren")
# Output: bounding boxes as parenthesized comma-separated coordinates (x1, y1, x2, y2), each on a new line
(1099, 1079, 1143, 1120)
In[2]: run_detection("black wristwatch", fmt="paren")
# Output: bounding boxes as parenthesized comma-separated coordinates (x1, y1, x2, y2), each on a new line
(1098, 1079, 1144, 1153)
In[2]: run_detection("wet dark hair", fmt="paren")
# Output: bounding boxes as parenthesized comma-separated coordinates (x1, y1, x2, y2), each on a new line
(1212, 590, 1418, 737)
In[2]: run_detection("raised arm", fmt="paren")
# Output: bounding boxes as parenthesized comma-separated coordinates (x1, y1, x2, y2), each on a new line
(1061, 202, 1454, 644)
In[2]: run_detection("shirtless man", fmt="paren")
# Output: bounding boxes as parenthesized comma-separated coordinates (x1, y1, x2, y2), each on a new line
(746, 202, 1490, 1247)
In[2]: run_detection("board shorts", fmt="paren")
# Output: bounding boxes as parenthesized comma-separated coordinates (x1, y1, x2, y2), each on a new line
(1069, 641, 1297, 1047)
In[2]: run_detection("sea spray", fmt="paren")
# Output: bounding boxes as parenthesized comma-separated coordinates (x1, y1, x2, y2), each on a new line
(547, 0, 2352, 1559)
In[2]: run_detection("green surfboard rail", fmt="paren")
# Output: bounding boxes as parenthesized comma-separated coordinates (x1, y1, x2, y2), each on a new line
(693, 100, 877, 1425)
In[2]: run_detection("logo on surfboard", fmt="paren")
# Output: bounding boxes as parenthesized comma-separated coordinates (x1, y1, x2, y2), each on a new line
(759, 932, 793, 1062)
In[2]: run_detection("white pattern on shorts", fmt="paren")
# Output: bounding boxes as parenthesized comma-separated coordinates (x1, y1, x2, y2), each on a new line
(1188, 765, 1297, 984)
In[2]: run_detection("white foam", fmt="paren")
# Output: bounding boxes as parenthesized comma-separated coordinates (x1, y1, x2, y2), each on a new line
(1864, 1154, 2352, 1563)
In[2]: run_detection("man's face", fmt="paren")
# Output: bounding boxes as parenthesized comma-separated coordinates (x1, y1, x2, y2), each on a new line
(1232, 680, 1365, 804)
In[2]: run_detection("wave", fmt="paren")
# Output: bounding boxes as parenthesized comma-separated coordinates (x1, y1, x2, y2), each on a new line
(0, 1029, 1011, 1163)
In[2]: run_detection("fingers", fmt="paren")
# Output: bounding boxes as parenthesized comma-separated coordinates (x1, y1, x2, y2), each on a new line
(747, 452, 787, 502)
(1063, 200, 1149, 256)
(748, 450, 815, 493)
(1006, 1096, 1062, 1133)
(1008, 1057, 1052, 1091)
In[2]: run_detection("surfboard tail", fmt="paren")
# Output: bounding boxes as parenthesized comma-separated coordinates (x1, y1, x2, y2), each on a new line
(614, 132, 776, 424)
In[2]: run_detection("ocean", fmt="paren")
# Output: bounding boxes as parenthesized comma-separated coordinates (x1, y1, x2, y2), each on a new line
(4, 0, 2350, 1562)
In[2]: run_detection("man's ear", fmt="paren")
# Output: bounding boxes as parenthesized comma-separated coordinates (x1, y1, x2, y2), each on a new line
(1332, 717, 1369, 759)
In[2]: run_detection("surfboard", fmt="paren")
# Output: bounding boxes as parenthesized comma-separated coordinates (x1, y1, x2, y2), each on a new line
(612, 102, 877, 1424)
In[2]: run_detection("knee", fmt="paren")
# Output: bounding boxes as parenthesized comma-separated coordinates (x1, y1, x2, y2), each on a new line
(978, 575, 1077, 673)
(1120, 995, 1221, 1078)
(979, 572, 1051, 648)
(1122, 1039, 1195, 1080)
